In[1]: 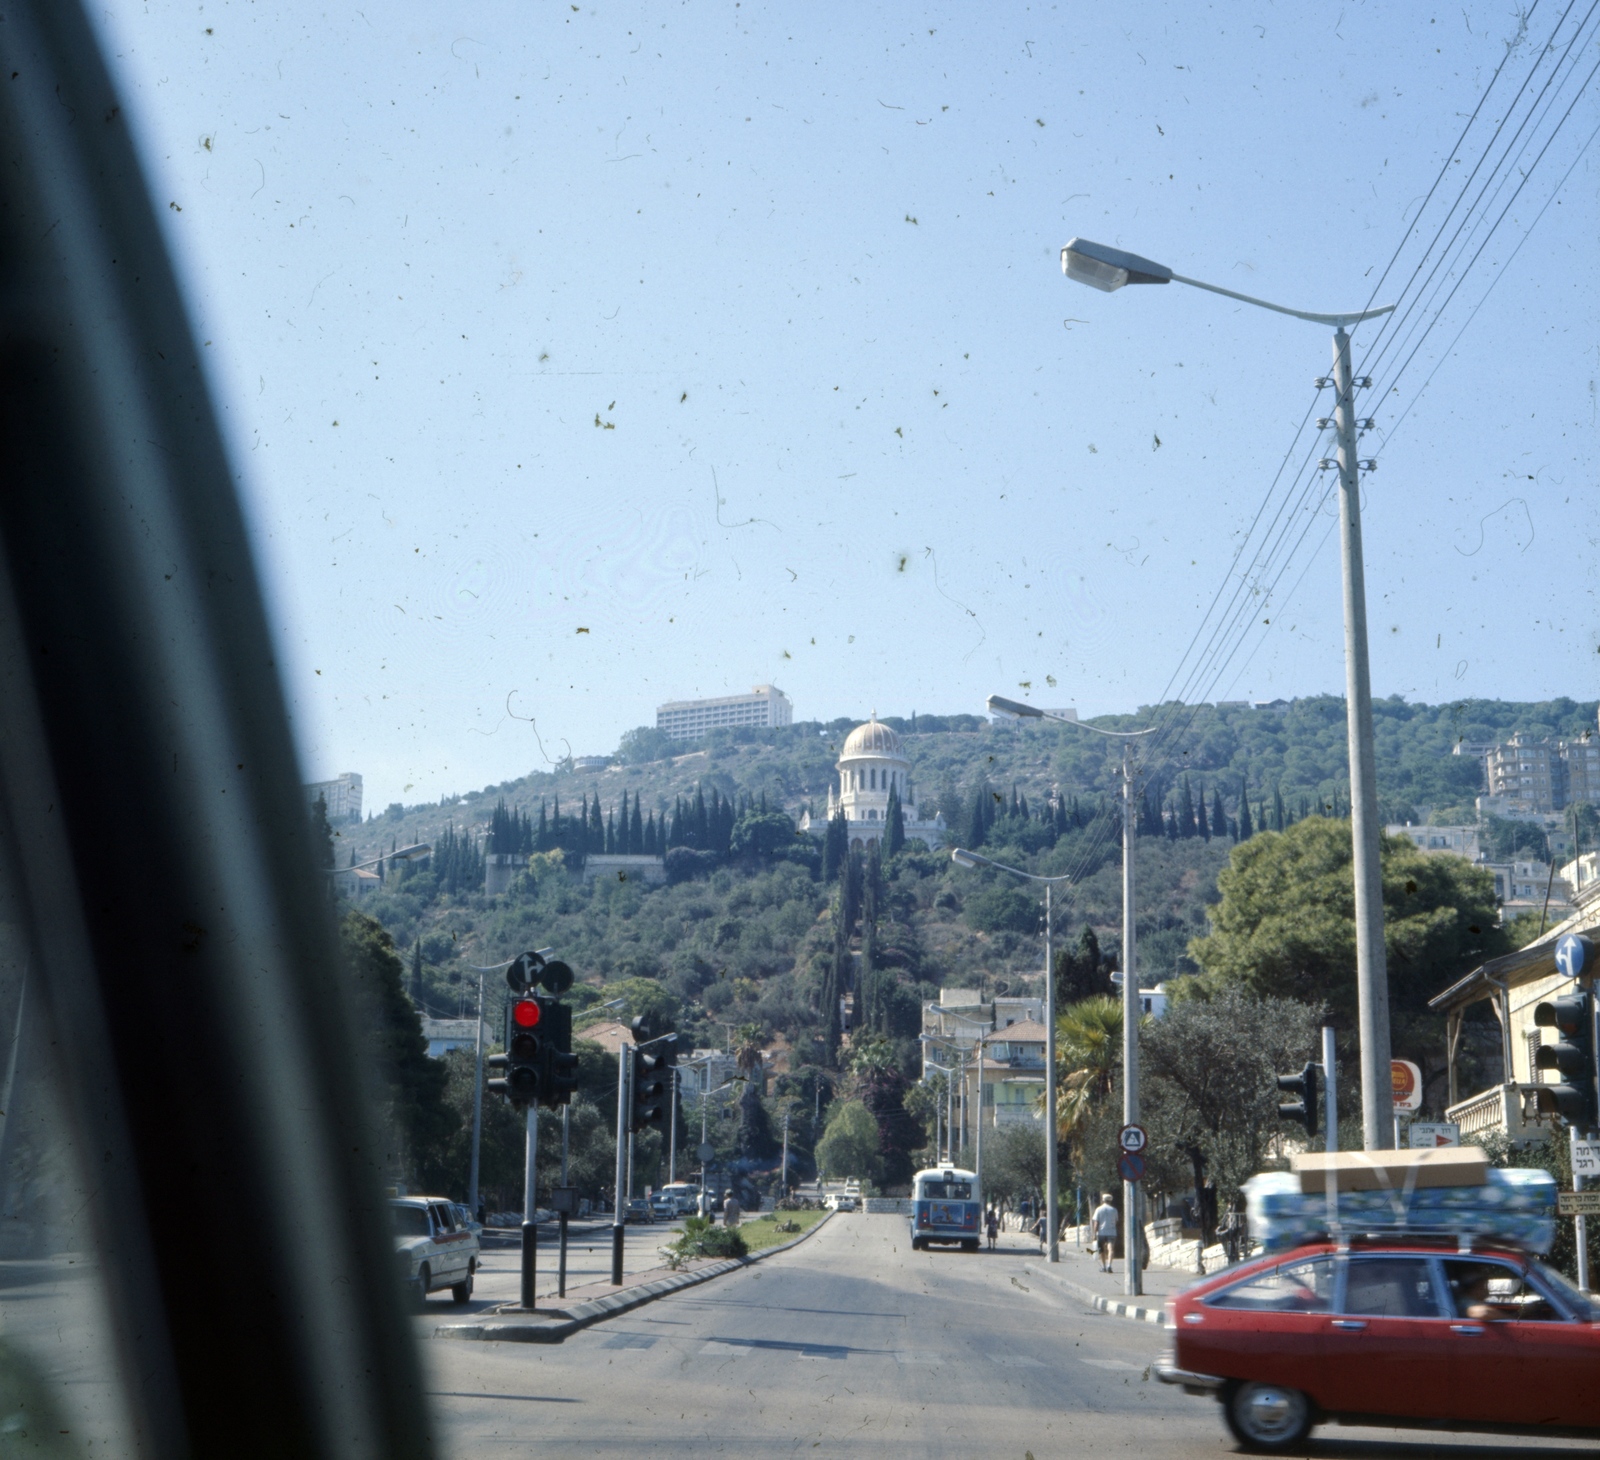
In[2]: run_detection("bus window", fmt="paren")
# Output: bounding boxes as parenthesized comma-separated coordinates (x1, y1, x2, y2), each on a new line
(919, 1181, 973, 1201)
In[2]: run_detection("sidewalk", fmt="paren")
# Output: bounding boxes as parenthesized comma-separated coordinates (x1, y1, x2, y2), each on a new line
(1011, 1226, 1222, 1326)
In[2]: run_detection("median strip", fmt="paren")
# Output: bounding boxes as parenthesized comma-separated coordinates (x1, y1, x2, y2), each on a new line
(435, 1211, 832, 1344)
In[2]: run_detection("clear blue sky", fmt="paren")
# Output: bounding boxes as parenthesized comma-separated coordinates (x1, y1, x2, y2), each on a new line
(93, 2, 1600, 807)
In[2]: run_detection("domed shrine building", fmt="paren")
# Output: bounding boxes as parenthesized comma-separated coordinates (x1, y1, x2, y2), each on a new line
(799, 715, 945, 851)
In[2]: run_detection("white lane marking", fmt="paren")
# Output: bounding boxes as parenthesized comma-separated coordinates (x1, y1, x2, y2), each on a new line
(1081, 1358, 1142, 1371)
(699, 1341, 752, 1357)
(893, 1353, 943, 1366)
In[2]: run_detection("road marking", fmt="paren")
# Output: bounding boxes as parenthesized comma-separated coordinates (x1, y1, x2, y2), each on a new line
(1081, 1358, 1141, 1371)
(600, 1333, 658, 1350)
(699, 1341, 751, 1357)
(988, 1354, 1045, 1368)
(893, 1353, 942, 1366)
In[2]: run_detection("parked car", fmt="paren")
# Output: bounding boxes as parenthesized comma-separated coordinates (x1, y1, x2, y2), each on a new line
(624, 1198, 655, 1224)
(390, 1197, 480, 1307)
(1157, 1236, 1600, 1450)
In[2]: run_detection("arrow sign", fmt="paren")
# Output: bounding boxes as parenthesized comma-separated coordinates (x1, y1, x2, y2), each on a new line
(1555, 933, 1592, 982)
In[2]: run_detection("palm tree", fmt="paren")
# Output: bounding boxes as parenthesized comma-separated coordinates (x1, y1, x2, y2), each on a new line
(732, 1023, 767, 1089)
(1039, 994, 1124, 1146)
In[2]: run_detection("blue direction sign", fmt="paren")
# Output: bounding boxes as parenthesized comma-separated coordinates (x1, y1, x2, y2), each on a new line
(1556, 933, 1593, 981)
(1117, 1151, 1145, 1183)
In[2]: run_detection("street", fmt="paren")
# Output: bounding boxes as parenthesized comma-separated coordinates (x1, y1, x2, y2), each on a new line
(419, 1215, 1597, 1457)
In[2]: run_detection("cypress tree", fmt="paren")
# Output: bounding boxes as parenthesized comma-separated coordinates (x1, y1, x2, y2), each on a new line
(1196, 782, 1210, 840)
(630, 796, 644, 853)
(885, 785, 906, 857)
(1179, 778, 1197, 838)
(966, 786, 988, 849)
(605, 809, 616, 855)
(1272, 786, 1286, 832)
(1212, 787, 1229, 842)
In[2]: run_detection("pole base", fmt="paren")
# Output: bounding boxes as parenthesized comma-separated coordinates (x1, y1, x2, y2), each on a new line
(611, 1222, 625, 1285)
(520, 1221, 537, 1310)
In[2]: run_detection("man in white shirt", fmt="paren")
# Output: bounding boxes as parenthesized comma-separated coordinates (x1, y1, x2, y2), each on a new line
(1091, 1193, 1119, 1272)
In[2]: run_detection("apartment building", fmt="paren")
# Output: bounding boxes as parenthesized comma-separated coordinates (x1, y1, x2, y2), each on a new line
(655, 685, 794, 741)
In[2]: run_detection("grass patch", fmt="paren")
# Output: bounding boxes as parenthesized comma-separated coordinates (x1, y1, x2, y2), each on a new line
(735, 1207, 829, 1254)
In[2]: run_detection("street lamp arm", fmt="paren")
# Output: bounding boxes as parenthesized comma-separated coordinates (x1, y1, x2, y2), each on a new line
(986, 696, 1156, 741)
(949, 846, 1073, 885)
(1169, 271, 1395, 328)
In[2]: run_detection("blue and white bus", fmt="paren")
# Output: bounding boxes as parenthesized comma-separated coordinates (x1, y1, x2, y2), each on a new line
(908, 1165, 982, 1251)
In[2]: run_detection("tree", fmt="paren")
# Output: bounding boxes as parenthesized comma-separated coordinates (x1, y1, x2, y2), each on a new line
(822, 806, 849, 882)
(963, 884, 1039, 935)
(849, 1035, 920, 1188)
(1053, 924, 1106, 1006)
(965, 785, 989, 849)
(1236, 781, 1253, 841)
(814, 1100, 881, 1183)
(1141, 989, 1327, 1206)
(339, 910, 452, 1188)
(1050, 995, 1124, 1148)
(1213, 786, 1231, 842)
(1188, 817, 1506, 1055)
(884, 785, 906, 857)
(984, 1122, 1049, 1207)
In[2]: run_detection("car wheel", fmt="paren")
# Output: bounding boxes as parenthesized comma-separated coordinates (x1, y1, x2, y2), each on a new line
(911, 1237, 923, 1251)
(413, 1264, 431, 1310)
(962, 1240, 979, 1253)
(1223, 1381, 1313, 1451)
(450, 1265, 474, 1305)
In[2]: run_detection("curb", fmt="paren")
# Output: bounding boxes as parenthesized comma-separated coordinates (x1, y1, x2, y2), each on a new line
(435, 1211, 833, 1344)
(1020, 1262, 1168, 1327)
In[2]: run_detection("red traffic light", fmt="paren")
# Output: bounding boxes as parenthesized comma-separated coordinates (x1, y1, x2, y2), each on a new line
(512, 999, 541, 1028)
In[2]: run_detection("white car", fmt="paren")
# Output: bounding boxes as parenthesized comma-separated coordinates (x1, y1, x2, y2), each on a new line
(391, 1197, 479, 1307)
(825, 1193, 859, 1213)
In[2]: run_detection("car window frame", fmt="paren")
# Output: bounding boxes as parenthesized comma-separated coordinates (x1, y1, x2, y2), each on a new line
(1336, 1252, 1450, 1320)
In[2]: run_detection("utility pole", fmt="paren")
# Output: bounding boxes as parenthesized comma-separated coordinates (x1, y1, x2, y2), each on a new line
(668, 1065, 678, 1185)
(1331, 327, 1394, 1151)
(1322, 1026, 1338, 1152)
(467, 967, 486, 1218)
(611, 1040, 630, 1285)
(1044, 880, 1057, 1262)
(781, 1110, 790, 1199)
(1122, 741, 1142, 1297)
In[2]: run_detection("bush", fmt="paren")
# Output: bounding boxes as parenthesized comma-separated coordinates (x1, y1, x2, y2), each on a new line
(664, 1216, 748, 1267)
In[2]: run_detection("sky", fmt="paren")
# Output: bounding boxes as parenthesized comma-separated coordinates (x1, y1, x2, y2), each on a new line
(90, 1, 1600, 808)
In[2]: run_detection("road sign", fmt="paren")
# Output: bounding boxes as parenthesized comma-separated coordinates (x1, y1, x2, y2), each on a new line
(1117, 1151, 1145, 1183)
(1391, 1058, 1423, 1112)
(1571, 1135, 1600, 1180)
(1555, 932, 1592, 982)
(696, 1142, 715, 1164)
(1407, 1122, 1460, 1149)
(1118, 1123, 1148, 1154)
(1558, 1191, 1600, 1216)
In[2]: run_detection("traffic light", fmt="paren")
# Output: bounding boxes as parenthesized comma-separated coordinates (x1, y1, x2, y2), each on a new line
(629, 1016, 676, 1134)
(486, 995, 544, 1106)
(1276, 1061, 1320, 1139)
(1531, 991, 1597, 1130)
(546, 998, 579, 1106)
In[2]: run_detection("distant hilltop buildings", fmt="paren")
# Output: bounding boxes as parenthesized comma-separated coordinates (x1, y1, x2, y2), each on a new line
(1474, 716, 1600, 818)
(799, 714, 944, 851)
(656, 685, 792, 741)
(304, 771, 362, 823)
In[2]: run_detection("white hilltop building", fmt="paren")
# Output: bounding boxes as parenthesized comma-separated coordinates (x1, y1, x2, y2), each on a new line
(799, 714, 945, 851)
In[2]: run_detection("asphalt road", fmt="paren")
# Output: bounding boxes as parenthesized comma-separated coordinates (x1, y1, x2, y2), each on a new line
(420, 1215, 1598, 1459)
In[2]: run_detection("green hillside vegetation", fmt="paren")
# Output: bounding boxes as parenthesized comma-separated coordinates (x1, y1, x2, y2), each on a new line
(333, 695, 1593, 1207)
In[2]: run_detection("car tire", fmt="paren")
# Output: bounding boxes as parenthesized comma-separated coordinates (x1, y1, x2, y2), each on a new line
(911, 1237, 924, 1251)
(962, 1240, 979, 1253)
(450, 1265, 474, 1305)
(1223, 1381, 1313, 1451)
(413, 1264, 431, 1311)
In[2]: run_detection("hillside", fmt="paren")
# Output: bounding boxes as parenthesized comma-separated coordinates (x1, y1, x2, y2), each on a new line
(337, 695, 1594, 1082)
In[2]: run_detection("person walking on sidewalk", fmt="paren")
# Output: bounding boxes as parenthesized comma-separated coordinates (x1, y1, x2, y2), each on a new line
(1091, 1192, 1119, 1272)
(985, 1208, 999, 1251)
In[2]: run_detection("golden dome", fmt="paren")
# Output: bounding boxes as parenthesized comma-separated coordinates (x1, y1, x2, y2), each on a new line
(840, 715, 904, 760)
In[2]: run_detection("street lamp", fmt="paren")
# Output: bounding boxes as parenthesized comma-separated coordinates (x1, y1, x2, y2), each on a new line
(1059, 236, 1397, 1152)
(918, 1049, 960, 1163)
(948, 845, 1076, 1265)
(979, 702, 1155, 1293)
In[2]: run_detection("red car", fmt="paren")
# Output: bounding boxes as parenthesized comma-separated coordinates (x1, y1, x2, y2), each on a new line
(1156, 1238, 1600, 1450)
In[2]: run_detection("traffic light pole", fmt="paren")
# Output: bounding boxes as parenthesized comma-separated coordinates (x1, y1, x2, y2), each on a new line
(520, 1102, 538, 1309)
(1322, 1025, 1338, 1152)
(612, 1041, 630, 1285)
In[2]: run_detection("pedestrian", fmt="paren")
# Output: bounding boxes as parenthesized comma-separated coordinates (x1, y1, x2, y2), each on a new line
(1091, 1191, 1119, 1272)
(985, 1207, 999, 1251)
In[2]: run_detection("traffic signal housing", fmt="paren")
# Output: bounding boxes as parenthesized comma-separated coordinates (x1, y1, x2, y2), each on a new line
(547, 999, 579, 1105)
(485, 995, 544, 1107)
(1532, 991, 1597, 1130)
(628, 1016, 677, 1134)
(1277, 1061, 1320, 1139)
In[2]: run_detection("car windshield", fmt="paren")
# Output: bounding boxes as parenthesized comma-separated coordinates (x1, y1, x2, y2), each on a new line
(1531, 1259, 1600, 1320)
(40, 0, 1599, 1453)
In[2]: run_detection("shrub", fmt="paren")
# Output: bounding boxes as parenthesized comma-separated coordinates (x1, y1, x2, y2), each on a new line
(664, 1216, 748, 1266)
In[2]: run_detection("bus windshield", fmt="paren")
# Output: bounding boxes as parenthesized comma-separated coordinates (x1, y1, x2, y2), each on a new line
(919, 1181, 973, 1201)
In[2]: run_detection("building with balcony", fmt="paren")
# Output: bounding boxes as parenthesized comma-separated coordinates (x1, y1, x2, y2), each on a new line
(1430, 885, 1600, 1145)
(655, 685, 793, 741)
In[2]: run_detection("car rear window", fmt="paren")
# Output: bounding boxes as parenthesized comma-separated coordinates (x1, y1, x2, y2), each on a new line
(1206, 1256, 1335, 1312)
(391, 1206, 431, 1239)
(920, 1182, 972, 1200)
(1342, 1257, 1444, 1318)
